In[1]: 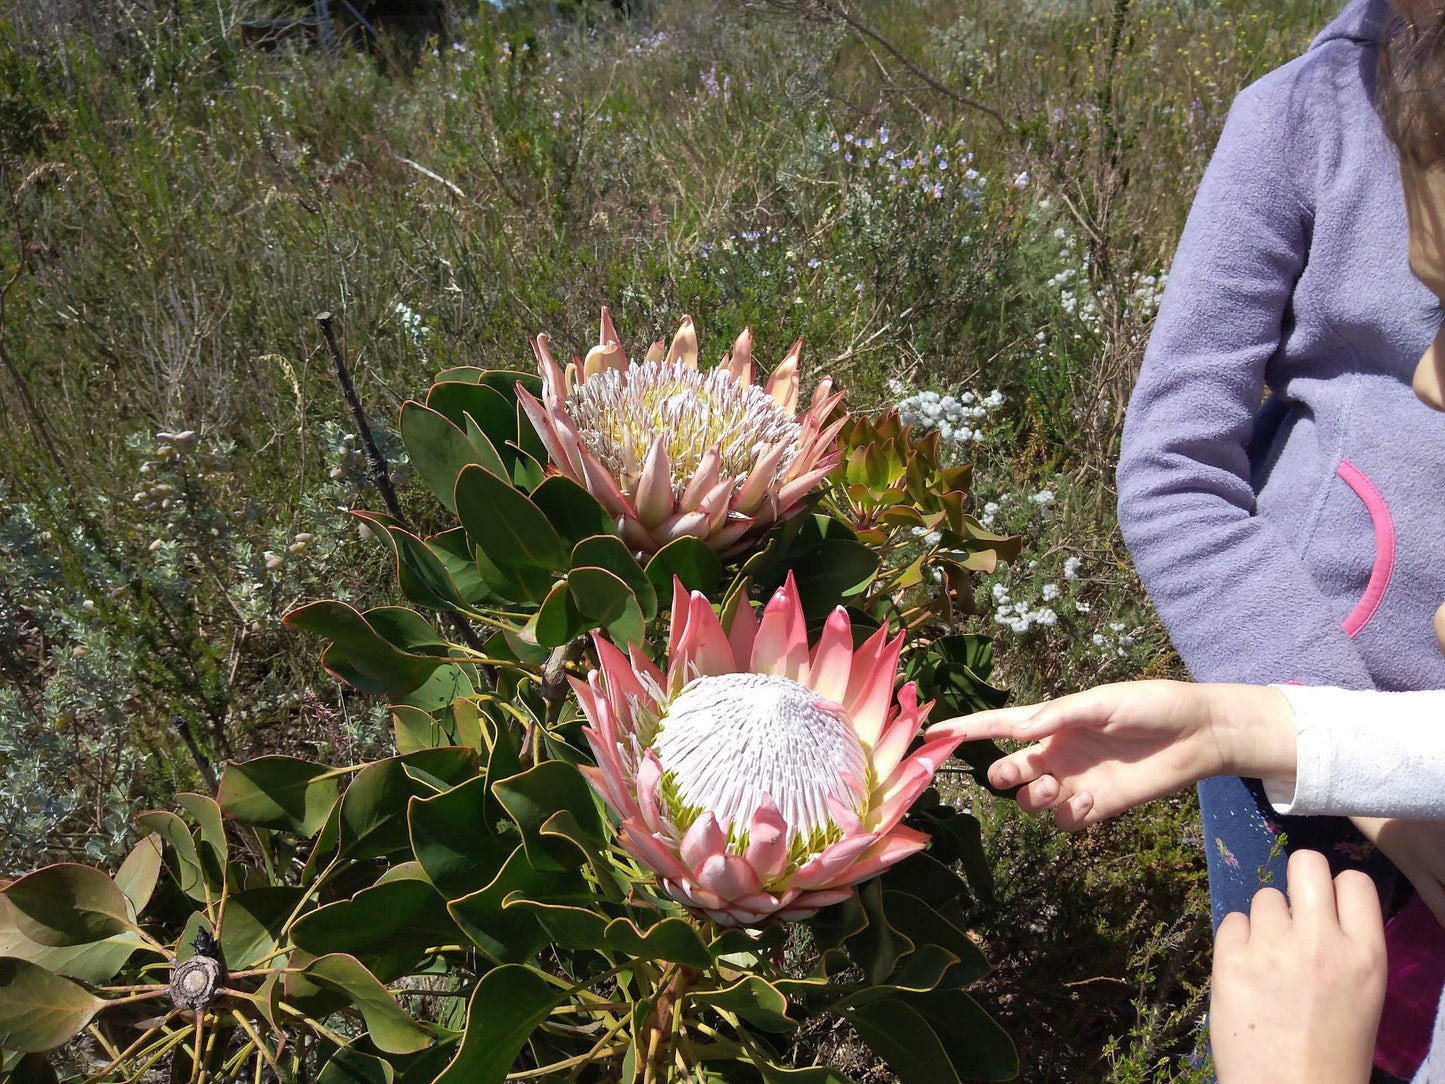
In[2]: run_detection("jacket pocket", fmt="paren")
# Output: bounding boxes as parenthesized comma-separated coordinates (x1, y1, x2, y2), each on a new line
(1335, 458, 1395, 639)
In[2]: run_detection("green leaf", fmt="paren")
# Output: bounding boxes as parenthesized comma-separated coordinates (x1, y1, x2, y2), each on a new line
(841, 998, 958, 1084)
(568, 566, 646, 646)
(788, 539, 879, 619)
(0, 893, 142, 985)
(392, 662, 479, 714)
(176, 792, 228, 868)
(427, 381, 516, 451)
(2, 1052, 60, 1084)
(908, 989, 1017, 1081)
(318, 1044, 396, 1084)
(530, 475, 615, 549)
(572, 535, 657, 620)
(447, 847, 586, 963)
(299, 954, 432, 1054)
(0, 958, 106, 1052)
(292, 878, 458, 959)
(691, 975, 794, 1032)
(217, 757, 341, 837)
(603, 917, 713, 970)
(433, 964, 559, 1084)
(133, 809, 207, 901)
(454, 464, 567, 571)
(529, 579, 585, 649)
(497, 898, 607, 949)
(645, 536, 724, 597)
(491, 761, 605, 872)
(400, 401, 504, 512)
(339, 750, 479, 863)
(220, 886, 306, 969)
(285, 601, 450, 695)
(355, 512, 476, 615)
(114, 833, 164, 918)
(409, 776, 515, 901)
(0, 865, 131, 947)
(428, 528, 493, 606)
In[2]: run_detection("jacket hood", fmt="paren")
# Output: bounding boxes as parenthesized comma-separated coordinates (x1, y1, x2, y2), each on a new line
(1311, 0, 1389, 48)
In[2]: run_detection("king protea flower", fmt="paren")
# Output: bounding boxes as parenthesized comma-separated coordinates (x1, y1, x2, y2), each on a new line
(573, 574, 966, 926)
(518, 308, 846, 557)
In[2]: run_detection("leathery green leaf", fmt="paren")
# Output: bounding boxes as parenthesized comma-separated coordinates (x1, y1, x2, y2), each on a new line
(491, 760, 605, 872)
(285, 601, 449, 694)
(433, 964, 559, 1084)
(298, 953, 432, 1055)
(217, 756, 341, 837)
(0, 958, 106, 1052)
(530, 475, 615, 549)
(603, 917, 712, 970)
(400, 400, 504, 512)
(113, 833, 163, 918)
(0, 865, 131, 947)
(354, 511, 476, 615)
(568, 566, 645, 646)
(644, 535, 724, 597)
(571, 534, 657, 620)
(690, 975, 794, 1033)
(454, 464, 567, 571)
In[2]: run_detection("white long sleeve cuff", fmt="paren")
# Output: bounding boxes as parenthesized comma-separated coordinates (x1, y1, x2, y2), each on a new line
(1262, 685, 1445, 819)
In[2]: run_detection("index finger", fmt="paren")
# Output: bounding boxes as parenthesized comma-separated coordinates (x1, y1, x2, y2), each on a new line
(930, 704, 1047, 742)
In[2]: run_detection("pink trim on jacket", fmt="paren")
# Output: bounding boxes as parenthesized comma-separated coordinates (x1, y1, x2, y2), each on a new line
(1336, 458, 1395, 639)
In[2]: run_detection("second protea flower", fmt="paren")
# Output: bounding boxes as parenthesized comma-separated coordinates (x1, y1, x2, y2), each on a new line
(518, 308, 845, 557)
(574, 575, 966, 926)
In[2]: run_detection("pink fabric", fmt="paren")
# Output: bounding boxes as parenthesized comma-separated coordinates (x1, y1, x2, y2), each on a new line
(1336, 459, 1396, 639)
(1375, 894, 1445, 1079)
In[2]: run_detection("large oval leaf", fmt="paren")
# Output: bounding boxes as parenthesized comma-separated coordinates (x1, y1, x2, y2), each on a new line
(644, 536, 724, 597)
(454, 464, 567, 572)
(0, 958, 106, 1052)
(433, 965, 559, 1084)
(1, 866, 131, 947)
(285, 601, 451, 695)
(217, 756, 342, 837)
(400, 400, 505, 511)
(297, 954, 432, 1055)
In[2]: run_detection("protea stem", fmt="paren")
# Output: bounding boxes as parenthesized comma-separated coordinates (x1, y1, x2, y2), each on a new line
(641, 963, 700, 1084)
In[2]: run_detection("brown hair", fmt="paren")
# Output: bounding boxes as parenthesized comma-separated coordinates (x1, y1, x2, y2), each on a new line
(1379, 1, 1445, 167)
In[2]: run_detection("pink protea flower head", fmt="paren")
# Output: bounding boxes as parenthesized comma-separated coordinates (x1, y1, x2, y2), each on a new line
(518, 308, 846, 557)
(573, 574, 967, 927)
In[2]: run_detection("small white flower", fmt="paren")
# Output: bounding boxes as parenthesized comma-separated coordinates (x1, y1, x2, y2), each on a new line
(991, 582, 1011, 603)
(1074, 600, 1092, 613)
(1091, 633, 1107, 647)
(1012, 171, 1031, 189)
(1041, 583, 1060, 601)
(1063, 556, 1082, 580)
(1036, 608, 1057, 628)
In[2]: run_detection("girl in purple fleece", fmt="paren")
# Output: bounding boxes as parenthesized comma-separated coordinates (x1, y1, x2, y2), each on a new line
(1115, 0, 1445, 1074)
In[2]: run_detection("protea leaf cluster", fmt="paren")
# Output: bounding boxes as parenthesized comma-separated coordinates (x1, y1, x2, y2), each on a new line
(574, 574, 967, 926)
(519, 308, 846, 557)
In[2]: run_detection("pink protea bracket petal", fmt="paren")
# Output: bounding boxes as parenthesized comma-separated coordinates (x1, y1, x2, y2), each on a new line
(865, 760, 938, 836)
(634, 436, 675, 528)
(742, 795, 790, 884)
(532, 334, 567, 403)
(788, 834, 877, 891)
(674, 591, 734, 685)
(765, 340, 802, 414)
(724, 327, 754, 384)
(806, 607, 854, 702)
(870, 685, 931, 783)
(643, 339, 666, 363)
(776, 465, 840, 514)
(732, 440, 792, 516)
(599, 306, 629, 366)
(664, 878, 727, 913)
(679, 811, 728, 870)
(658, 509, 711, 544)
(725, 594, 760, 671)
(620, 823, 692, 883)
(666, 316, 699, 368)
(750, 572, 809, 680)
(837, 826, 930, 886)
(844, 629, 906, 750)
(776, 887, 855, 919)
(678, 446, 722, 512)
(582, 340, 625, 381)
(694, 852, 764, 901)
(633, 754, 671, 836)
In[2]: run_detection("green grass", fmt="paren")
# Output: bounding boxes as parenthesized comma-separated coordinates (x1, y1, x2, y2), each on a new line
(0, 0, 1341, 1078)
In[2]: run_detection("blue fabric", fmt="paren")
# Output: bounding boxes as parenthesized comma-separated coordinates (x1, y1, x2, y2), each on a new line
(1198, 775, 1396, 931)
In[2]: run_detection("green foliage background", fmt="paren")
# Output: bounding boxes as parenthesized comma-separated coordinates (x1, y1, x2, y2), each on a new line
(0, 0, 1337, 1079)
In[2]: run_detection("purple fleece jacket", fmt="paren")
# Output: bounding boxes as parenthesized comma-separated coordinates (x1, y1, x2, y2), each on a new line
(1117, 0, 1445, 694)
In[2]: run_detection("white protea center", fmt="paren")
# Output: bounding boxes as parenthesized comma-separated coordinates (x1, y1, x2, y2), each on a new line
(565, 360, 802, 497)
(651, 673, 868, 845)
